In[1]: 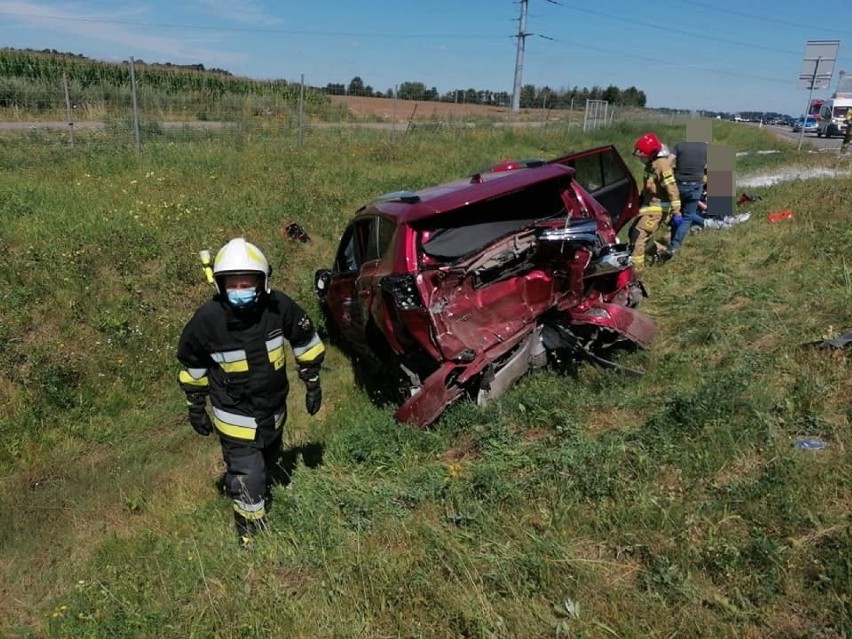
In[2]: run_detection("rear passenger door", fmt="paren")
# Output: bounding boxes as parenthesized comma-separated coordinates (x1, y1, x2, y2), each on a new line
(549, 145, 639, 231)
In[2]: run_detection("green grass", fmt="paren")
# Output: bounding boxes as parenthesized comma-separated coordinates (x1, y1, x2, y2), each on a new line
(1, 121, 849, 638)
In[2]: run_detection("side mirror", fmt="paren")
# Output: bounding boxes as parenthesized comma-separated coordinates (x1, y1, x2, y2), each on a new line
(314, 269, 332, 298)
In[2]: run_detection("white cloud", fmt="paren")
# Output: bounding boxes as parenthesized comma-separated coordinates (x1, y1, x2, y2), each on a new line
(0, 1, 247, 68)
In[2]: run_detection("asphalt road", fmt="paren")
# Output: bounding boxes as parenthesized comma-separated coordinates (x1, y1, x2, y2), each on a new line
(759, 123, 844, 151)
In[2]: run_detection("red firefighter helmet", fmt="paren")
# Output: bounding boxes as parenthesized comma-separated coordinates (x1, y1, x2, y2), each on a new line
(633, 133, 663, 161)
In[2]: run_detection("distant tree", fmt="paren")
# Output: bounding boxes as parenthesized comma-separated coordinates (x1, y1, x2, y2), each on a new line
(519, 84, 536, 108)
(537, 85, 553, 108)
(324, 83, 345, 95)
(423, 86, 439, 101)
(347, 76, 365, 96)
(363, 85, 374, 97)
(603, 84, 621, 105)
(493, 91, 510, 107)
(398, 81, 427, 100)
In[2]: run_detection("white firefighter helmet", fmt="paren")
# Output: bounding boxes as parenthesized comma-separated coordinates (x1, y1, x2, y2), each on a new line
(212, 237, 271, 294)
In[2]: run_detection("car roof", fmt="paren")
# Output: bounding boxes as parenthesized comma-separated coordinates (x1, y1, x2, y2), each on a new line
(356, 163, 576, 225)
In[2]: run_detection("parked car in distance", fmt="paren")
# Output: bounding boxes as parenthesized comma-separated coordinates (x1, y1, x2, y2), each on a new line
(315, 146, 657, 428)
(792, 116, 818, 133)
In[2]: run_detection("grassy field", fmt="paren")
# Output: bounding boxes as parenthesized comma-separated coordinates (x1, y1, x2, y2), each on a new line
(0, 121, 849, 638)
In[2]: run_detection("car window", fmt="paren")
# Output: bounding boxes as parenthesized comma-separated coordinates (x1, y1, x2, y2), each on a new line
(419, 179, 568, 261)
(571, 155, 603, 191)
(600, 150, 627, 185)
(334, 227, 359, 273)
(562, 149, 627, 194)
(364, 216, 397, 262)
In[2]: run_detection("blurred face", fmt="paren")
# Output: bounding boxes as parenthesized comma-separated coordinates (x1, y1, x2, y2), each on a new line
(224, 273, 261, 292)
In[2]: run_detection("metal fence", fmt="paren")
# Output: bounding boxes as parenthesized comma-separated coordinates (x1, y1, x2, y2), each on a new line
(0, 63, 696, 151)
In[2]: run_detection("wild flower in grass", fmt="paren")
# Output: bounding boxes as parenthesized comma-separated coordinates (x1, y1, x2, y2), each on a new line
(447, 462, 462, 479)
(820, 325, 836, 340)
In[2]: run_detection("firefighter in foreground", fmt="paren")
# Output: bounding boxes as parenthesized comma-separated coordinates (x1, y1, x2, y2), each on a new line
(628, 133, 682, 268)
(177, 237, 325, 547)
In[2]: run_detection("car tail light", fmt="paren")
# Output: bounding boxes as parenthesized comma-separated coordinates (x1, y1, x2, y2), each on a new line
(380, 274, 424, 310)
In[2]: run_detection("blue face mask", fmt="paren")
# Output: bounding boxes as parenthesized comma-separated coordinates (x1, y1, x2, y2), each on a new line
(227, 289, 258, 308)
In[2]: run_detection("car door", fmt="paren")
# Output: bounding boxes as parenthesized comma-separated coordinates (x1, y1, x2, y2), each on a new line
(327, 219, 372, 348)
(549, 145, 639, 231)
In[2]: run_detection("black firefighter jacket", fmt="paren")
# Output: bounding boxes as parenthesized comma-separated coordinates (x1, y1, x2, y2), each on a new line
(177, 290, 325, 443)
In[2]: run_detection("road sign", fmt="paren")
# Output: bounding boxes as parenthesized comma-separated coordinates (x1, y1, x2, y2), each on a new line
(799, 40, 839, 90)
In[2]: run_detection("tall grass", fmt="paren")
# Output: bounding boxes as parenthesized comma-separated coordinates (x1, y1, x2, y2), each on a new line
(1, 121, 849, 638)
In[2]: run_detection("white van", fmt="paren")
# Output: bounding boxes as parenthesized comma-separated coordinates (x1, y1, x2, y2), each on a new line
(816, 97, 852, 138)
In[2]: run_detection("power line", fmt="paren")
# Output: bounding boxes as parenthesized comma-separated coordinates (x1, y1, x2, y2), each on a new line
(526, 35, 793, 86)
(543, 0, 800, 57)
(678, 0, 852, 37)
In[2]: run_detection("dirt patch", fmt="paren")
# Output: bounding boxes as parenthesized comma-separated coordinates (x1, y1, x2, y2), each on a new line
(439, 435, 479, 464)
(329, 95, 572, 123)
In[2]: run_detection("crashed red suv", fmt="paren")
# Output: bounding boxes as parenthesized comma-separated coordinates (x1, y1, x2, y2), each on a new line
(315, 145, 655, 427)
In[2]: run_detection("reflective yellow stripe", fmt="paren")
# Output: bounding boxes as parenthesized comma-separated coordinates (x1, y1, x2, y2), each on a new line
(639, 205, 663, 215)
(211, 349, 248, 373)
(295, 341, 325, 364)
(233, 499, 266, 520)
(211, 406, 286, 440)
(266, 336, 286, 370)
(268, 346, 285, 369)
(212, 407, 257, 440)
(179, 370, 209, 387)
(213, 418, 256, 440)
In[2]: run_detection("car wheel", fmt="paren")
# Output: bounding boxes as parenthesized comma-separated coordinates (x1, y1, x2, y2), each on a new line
(817, 129, 823, 137)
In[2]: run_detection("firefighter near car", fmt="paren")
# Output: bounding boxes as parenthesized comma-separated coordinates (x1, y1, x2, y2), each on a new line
(177, 237, 325, 548)
(627, 133, 681, 268)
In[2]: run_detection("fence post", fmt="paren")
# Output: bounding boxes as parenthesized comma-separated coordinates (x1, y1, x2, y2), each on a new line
(298, 74, 305, 148)
(129, 56, 142, 152)
(62, 73, 74, 148)
(392, 84, 398, 139)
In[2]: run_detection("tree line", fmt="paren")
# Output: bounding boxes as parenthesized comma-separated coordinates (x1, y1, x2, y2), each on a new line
(324, 77, 647, 108)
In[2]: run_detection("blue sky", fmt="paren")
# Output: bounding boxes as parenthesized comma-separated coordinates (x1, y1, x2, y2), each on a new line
(2, 0, 851, 116)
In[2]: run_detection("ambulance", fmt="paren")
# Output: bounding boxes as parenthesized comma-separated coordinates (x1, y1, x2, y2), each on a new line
(816, 97, 852, 137)
(817, 76, 852, 138)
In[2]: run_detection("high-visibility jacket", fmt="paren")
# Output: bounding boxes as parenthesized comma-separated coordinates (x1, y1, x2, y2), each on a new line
(640, 155, 681, 214)
(177, 291, 325, 443)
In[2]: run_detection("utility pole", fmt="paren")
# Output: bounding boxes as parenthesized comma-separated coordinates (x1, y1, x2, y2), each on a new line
(511, 0, 529, 113)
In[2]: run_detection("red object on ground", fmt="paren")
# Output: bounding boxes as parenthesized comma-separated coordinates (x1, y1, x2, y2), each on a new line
(768, 210, 793, 222)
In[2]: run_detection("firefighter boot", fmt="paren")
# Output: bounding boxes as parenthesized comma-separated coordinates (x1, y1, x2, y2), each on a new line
(234, 512, 268, 550)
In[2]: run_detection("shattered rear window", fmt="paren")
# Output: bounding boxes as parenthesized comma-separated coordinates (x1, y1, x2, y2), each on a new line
(418, 180, 569, 261)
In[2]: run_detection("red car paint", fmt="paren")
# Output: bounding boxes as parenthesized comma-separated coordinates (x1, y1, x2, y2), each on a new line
(315, 145, 655, 427)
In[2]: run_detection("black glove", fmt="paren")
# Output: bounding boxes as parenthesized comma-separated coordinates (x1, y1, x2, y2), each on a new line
(305, 379, 322, 416)
(188, 407, 213, 436)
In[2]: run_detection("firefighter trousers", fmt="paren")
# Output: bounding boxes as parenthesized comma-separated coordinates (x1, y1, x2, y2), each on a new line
(628, 206, 665, 266)
(219, 426, 284, 539)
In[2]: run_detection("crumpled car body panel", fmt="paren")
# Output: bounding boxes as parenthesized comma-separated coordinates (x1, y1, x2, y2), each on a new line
(317, 145, 656, 428)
